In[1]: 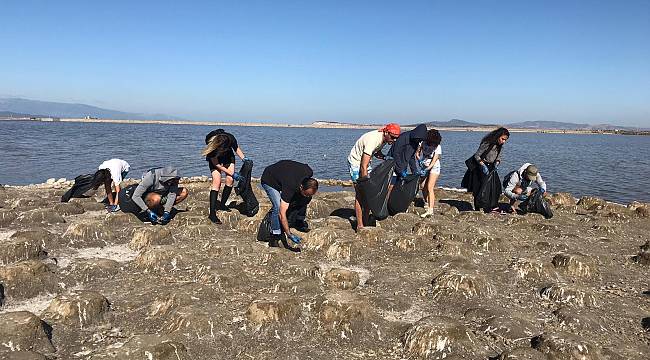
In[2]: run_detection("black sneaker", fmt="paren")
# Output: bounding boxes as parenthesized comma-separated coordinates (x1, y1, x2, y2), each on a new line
(218, 203, 231, 212)
(268, 233, 284, 247)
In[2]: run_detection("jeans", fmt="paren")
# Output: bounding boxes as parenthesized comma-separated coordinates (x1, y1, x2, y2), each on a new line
(261, 183, 282, 234)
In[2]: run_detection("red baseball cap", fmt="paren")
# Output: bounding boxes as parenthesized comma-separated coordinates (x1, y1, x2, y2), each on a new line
(382, 123, 401, 136)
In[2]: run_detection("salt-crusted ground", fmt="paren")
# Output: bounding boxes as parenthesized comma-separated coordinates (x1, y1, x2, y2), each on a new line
(0, 178, 649, 359)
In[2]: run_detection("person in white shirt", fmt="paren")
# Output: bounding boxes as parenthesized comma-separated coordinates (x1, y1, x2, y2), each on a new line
(96, 159, 130, 212)
(416, 129, 442, 218)
(503, 163, 547, 213)
(347, 123, 401, 230)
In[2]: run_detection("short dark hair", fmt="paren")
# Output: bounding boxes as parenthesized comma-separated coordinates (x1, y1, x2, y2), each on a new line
(301, 177, 319, 191)
(426, 129, 441, 147)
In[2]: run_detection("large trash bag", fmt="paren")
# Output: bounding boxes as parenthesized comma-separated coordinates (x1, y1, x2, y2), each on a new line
(234, 159, 259, 217)
(286, 195, 311, 226)
(257, 210, 273, 242)
(475, 170, 502, 211)
(356, 159, 394, 220)
(61, 174, 95, 202)
(520, 189, 553, 219)
(388, 174, 420, 215)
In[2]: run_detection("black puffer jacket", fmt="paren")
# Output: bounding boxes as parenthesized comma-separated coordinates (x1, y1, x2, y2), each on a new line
(389, 124, 427, 175)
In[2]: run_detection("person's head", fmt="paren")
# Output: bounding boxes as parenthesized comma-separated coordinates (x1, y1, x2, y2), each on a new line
(482, 127, 510, 146)
(524, 164, 538, 181)
(201, 134, 231, 157)
(425, 129, 442, 147)
(381, 123, 401, 144)
(91, 169, 111, 189)
(299, 177, 319, 197)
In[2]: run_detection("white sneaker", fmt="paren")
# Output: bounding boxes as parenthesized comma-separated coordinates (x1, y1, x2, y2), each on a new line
(420, 208, 434, 218)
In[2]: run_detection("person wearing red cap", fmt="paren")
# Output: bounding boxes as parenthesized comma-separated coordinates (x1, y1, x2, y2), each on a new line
(347, 123, 401, 230)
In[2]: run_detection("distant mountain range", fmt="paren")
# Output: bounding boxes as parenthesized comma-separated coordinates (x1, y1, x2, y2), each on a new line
(417, 119, 644, 131)
(0, 98, 180, 121)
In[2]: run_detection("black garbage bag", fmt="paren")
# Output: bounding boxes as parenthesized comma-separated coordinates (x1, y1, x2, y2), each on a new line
(520, 189, 553, 219)
(388, 174, 420, 215)
(286, 195, 311, 227)
(475, 170, 502, 211)
(356, 159, 394, 220)
(234, 159, 259, 217)
(257, 210, 274, 242)
(61, 174, 95, 202)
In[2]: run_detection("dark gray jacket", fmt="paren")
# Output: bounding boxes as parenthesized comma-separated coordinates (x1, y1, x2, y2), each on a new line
(132, 166, 180, 213)
(473, 141, 503, 164)
(389, 124, 428, 174)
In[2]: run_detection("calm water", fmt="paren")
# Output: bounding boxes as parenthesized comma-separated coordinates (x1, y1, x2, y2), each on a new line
(1, 120, 649, 204)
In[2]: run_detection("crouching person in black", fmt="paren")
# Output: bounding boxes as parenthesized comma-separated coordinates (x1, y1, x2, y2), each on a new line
(119, 166, 188, 224)
(259, 160, 318, 249)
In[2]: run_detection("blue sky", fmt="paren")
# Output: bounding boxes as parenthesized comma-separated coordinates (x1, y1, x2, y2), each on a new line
(1, 0, 649, 126)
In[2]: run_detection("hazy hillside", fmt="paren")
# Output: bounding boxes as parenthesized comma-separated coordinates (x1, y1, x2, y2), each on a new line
(0, 98, 179, 120)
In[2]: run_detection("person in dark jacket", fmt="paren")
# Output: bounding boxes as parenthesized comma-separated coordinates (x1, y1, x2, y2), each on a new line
(202, 129, 248, 224)
(388, 124, 428, 180)
(260, 160, 318, 248)
(119, 166, 188, 224)
(463, 127, 510, 213)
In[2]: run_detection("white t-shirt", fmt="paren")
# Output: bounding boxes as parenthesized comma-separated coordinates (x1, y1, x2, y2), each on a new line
(98, 159, 130, 187)
(420, 142, 442, 168)
(348, 130, 385, 168)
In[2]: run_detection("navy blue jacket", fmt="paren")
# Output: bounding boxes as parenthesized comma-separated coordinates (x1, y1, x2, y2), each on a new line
(389, 124, 428, 175)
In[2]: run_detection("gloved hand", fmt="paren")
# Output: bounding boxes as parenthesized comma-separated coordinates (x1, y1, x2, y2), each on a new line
(160, 211, 172, 224)
(540, 188, 546, 194)
(106, 205, 119, 213)
(399, 169, 408, 178)
(243, 157, 251, 162)
(418, 168, 429, 177)
(518, 194, 529, 201)
(480, 163, 489, 175)
(288, 233, 302, 245)
(384, 155, 394, 160)
(146, 210, 159, 223)
(232, 172, 243, 181)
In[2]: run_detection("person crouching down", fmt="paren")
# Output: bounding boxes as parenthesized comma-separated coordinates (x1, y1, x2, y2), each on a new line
(92, 158, 130, 212)
(503, 163, 547, 213)
(119, 166, 189, 224)
(260, 160, 319, 248)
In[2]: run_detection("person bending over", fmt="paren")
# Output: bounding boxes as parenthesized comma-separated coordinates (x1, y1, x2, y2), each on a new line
(348, 123, 401, 230)
(388, 124, 428, 182)
(93, 159, 130, 212)
(260, 160, 318, 247)
(416, 129, 442, 218)
(118, 166, 188, 224)
(202, 129, 247, 224)
(504, 163, 547, 213)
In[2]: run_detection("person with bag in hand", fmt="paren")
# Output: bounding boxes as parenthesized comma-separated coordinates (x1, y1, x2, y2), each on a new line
(503, 163, 547, 213)
(202, 129, 248, 224)
(461, 127, 510, 213)
(416, 129, 442, 218)
(347, 123, 401, 230)
(259, 160, 319, 250)
(118, 166, 188, 225)
(388, 124, 428, 184)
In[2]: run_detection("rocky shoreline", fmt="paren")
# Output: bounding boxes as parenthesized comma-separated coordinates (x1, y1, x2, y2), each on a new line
(0, 179, 649, 359)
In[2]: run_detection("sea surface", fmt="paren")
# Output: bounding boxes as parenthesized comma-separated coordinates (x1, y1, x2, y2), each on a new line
(1, 120, 649, 204)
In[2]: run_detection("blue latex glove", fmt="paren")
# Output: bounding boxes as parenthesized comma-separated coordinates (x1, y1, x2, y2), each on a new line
(480, 164, 489, 175)
(418, 168, 429, 177)
(384, 155, 394, 160)
(288, 233, 302, 245)
(106, 205, 119, 213)
(399, 169, 408, 178)
(518, 194, 529, 201)
(540, 188, 546, 194)
(232, 172, 243, 181)
(146, 210, 159, 223)
(160, 211, 172, 224)
(243, 157, 251, 162)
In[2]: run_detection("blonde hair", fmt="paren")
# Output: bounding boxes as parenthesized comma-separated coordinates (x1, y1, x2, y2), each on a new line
(202, 134, 230, 157)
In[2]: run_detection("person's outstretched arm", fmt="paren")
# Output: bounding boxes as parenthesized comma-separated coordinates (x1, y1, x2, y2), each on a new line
(236, 147, 245, 160)
(279, 200, 292, 235)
